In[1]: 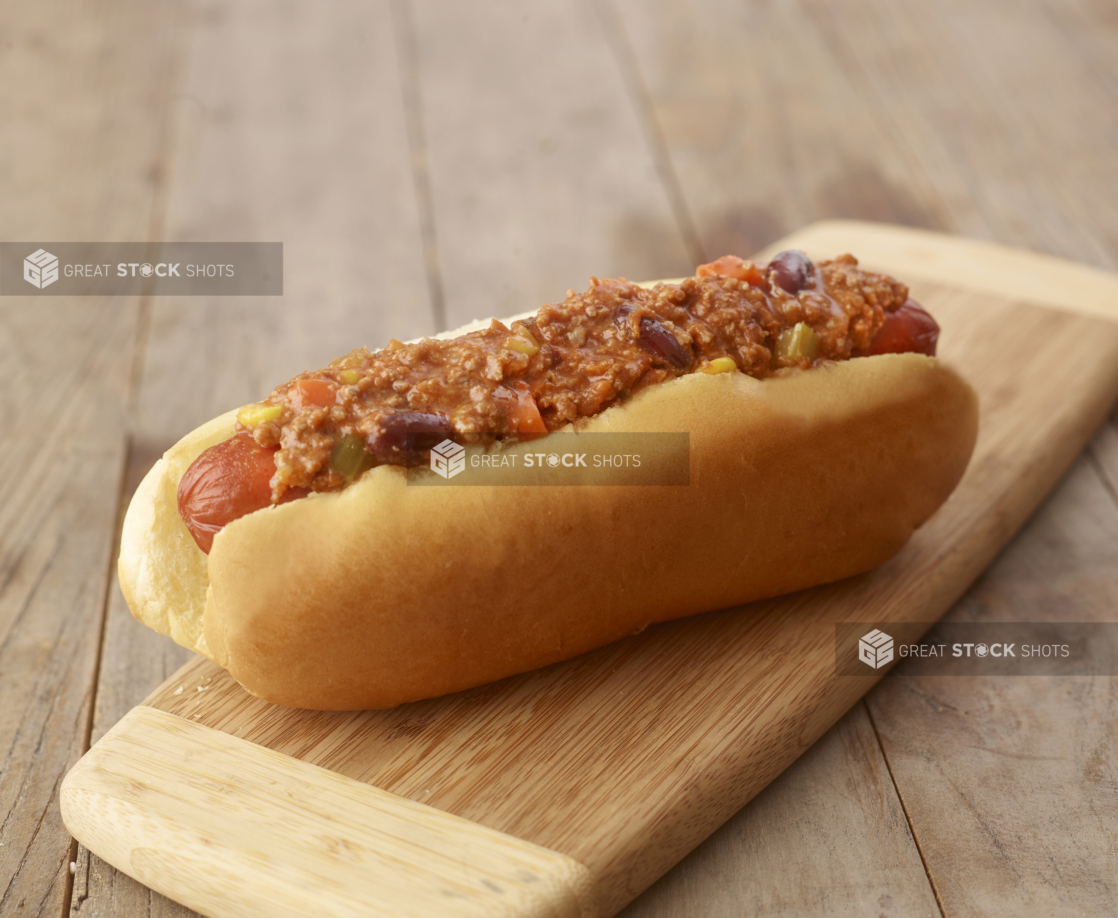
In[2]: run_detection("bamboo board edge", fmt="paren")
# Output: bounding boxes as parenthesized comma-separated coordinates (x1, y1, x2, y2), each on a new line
(61, 706, 599, 918)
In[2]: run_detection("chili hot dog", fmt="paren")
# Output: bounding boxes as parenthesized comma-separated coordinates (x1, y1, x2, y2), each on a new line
(120, 252, 977, 709)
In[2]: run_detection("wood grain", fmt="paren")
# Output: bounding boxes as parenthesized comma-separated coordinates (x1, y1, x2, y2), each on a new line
(865, 451, 1118, 917)
(617, 704, 941, 918)
(607, 0, 951, 256)
(132, 0, 433, 451)
(0, 2, 183, 915)
(1090, 408, 1118, 506)
(0, 304, 134, 918)
(406, 0, 693, 330)
(95, 234, 1118, 916)
(70, 446, 199, 918)
(802, 0, 1118, 270)
(63, 707, 596, 918)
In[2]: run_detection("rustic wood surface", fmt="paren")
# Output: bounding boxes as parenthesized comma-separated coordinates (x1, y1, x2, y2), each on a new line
(2, 1, 1116, 916)
(0, 2, 184, 916)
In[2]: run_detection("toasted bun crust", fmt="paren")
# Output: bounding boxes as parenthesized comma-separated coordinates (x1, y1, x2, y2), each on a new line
(120, 348, 977, 710)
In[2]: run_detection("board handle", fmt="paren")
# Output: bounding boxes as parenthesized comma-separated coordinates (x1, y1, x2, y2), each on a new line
(61, 706, 598, 918)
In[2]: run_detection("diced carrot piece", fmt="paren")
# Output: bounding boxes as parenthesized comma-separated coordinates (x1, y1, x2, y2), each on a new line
(497, 384, 547, 434)
(697, 255, 764, 286)
(290, 378, 338, 411)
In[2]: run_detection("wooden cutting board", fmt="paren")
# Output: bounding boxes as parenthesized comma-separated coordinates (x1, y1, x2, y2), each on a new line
(61, 222, 1118, 918)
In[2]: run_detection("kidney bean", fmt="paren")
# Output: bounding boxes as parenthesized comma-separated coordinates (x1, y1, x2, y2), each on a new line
(615, 306, 693, 370)
(767, 250, 814, 295)
(367, 411, 453, 464)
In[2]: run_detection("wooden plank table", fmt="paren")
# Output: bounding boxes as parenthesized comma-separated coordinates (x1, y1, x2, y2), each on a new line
(2, 1, 1116, 916)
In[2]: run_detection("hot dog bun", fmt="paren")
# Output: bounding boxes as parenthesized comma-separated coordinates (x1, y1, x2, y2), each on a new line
(120, 345, 977, 710)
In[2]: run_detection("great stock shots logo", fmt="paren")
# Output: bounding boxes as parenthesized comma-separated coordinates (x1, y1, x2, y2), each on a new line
(23, 249, 59, 289)
(2, 242, 282, 295)
(859, 629, 894, 669)
(836, 621, 1118, 676)
(408, 432, 690, 487)
(430, 439, 466, 479)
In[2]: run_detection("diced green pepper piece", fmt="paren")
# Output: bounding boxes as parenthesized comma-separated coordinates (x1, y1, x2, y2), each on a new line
(775, 322, 820, 363)
(332, 434, 375, 481)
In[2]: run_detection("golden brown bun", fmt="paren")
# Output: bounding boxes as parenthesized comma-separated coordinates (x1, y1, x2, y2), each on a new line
(120, 348, 978, 710)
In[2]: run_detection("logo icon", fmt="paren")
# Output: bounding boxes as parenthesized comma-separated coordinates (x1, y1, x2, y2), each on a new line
(430, 439, 465, 479)
(24, 249, 59, 289)
(859, 629, 894, 669)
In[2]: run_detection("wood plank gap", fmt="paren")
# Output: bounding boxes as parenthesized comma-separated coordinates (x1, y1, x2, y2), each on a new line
(65, 427, 133, 918)
(34, 307, 144, 917)
(126, 3, 196, 424)
(65, 8, 197, 915)
(63, 836, 79, 918)
(389, 0, 448, 333)
(82, 0, 192, 770)
(862, 698, 948, 918)
(0, 767, 69, 917)
(1085, 446, 1118, 512)
(596, 0, 705, 267)
(803, 3, 956, 237)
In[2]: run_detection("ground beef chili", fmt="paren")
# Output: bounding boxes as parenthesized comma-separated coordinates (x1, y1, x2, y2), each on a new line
(179, 251, 937, 552)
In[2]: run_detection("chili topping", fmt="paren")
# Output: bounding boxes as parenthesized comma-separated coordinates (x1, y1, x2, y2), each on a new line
(179, 251, 938, 553)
